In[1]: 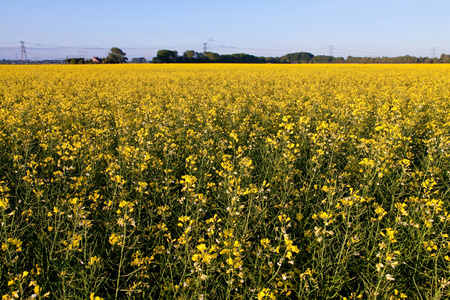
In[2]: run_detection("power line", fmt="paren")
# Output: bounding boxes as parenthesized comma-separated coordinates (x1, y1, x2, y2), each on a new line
(334, 46, 439, 56)
(24, 42, 204, 51)
(2, 40, 449, 61)
(77, 50, 88, 58)
(208, 44, 326, 53)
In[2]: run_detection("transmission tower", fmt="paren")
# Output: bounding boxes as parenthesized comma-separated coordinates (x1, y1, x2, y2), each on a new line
(20, 41, 28, 63)
(203, 42, 207, 52)
(329, 45, 333, 57)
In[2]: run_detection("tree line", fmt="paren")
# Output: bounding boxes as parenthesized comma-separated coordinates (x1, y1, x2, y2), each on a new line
(152, 49, 450, 64)
(3, 47, 450, 64)
(152, 49, 342, 64)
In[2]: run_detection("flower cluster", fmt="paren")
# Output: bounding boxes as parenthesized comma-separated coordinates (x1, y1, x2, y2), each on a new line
(1, 64, 450, 298)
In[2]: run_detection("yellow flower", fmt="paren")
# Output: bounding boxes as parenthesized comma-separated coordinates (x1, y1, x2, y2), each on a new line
(220, 249, 231, 255)
(33, 285, 41, 295)
(90, 293, 104, 300)
(88, 256, 100, 266)
(192, 254, 200, 262)
(178, 216, 191, 223)
(181, 175, 197, 185)
(226, 257, 234, 266)
(260, 238, 270, 248)
(109, 233, 122, 246)
(278, 214, 291, 222)
(258, 288, 277, 300)
(0, 197, 8, 209)
(286, 251, 293, 259)
(197, 244, 207, 252)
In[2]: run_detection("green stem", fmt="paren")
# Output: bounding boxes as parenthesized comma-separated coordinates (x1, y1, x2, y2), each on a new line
(115, 222, 127, 299)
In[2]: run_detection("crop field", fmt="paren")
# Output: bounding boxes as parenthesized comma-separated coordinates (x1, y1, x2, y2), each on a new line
(0, 64, 450, 299)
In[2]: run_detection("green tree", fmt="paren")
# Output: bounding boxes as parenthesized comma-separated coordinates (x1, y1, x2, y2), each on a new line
(153, 50, 178, 63)
(183, 50, 196, 59)
(280, 52, 314, 63)
(203, 51, 221, 62)
(182, 50, 204, 62)
(107, 47, 128, 63)
(440, 53, 450, 63)
(130, 57, 148, 63)
(65, 57, 85, 64)
(312, 55, 334, 63)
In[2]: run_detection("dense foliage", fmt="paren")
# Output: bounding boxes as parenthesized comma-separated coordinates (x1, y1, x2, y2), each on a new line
(152, 50, 449, 64)
(0, 64, 450, 299)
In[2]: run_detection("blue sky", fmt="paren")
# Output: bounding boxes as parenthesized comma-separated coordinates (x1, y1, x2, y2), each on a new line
(1, 0, 449, 60)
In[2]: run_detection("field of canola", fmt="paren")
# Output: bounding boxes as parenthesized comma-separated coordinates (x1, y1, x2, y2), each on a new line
(0, 64, 450, 299)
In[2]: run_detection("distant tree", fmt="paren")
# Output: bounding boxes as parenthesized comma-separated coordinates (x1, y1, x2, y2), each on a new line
(258, 56, 267, 63)
(312, 55, 334, 63)
(203, 51, 221, 62)
(280, 52, 314, 63)
(153, 50, 178, 63)
(183, 50, 196, 59)
(107, 47, 128, 63)
(131, 57, 148, 63)
(147, 49, 446, 65)
(422, 57, 439, 63)
(263, 56, 279, 63)
(440, 53, 450, 63)
(220, 53, 259, 63)
(398, 55, 418, 63)
(182, 50, 206, 63)
(65, 57, 85, 64)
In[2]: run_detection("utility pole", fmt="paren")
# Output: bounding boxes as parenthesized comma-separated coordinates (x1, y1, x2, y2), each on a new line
(203, 42, 207, 53)
(20, 41, 28, 63)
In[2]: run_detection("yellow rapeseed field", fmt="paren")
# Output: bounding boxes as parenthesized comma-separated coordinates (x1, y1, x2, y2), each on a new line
(0, 64, 450, 299)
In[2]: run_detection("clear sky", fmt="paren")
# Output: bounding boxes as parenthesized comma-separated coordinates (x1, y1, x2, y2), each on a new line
(1, 0, 449, 60)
